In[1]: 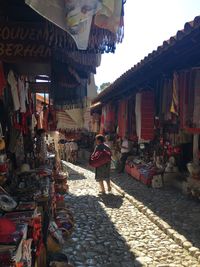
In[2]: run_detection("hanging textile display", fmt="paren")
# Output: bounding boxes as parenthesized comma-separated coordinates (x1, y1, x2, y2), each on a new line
(56, 110, 78, 130)
(65, 108, 84, 129)
(179, 70, 190, 129)
(92, 113, 100, 133)
(51, 62, 88, 108)
(102, 104, 115, 133)
(170, 72, 179, 116)
(128, 96, 137, 141)
(94, 0, 123, 39)
(100, 106, 106, 134)
(0, 62, 6, 98)
(135, 91, 155, 142)
(7, 70, 20, 111)
(118, 99, 127, 138)
(135, 93, 141, 140)
(26, 0, 101, 50)
(179, 68, 200, 129)
(187, 70, 195, 128)
(162, 78, 173, 121)
(140, 91, 155, 141)
(193, 68, 200, 128)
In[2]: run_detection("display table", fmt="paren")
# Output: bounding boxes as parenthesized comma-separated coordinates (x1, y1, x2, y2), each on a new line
(125, 159, 161, 186)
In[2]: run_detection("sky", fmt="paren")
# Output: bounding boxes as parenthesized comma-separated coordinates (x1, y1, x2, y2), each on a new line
(95, 0, 200, 88)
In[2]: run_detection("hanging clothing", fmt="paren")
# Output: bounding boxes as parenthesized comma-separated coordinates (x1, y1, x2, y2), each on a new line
(31, 114, 37, 135)
(128, 96, 137, 141)
(25, 77, 29, 105)
(140, 91, 155, 141)
(101, 103, 115, 133)
(56, 110, 77, 130)
(179, 71, 190, 128)
(0, 62, 6, 98)
(7, 70, 20, 111)
(18, 77, 26, 113)
(170, 72, 179, 116)
(106, 103, 115, 132)
(92, 113, 100, 133)
(8, 128, 21, 154)
(162, 78, 173, 121)
(118, 99, 127, 138)
(193, 68, 200, 128)
(0, 99, 7, 136)
(135, 93, 141, 140)
(65, 108, 83, 128)
(100, 106, 106, 134)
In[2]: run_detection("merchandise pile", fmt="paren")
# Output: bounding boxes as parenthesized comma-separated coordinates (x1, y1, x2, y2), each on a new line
(0, 165, 74, 267)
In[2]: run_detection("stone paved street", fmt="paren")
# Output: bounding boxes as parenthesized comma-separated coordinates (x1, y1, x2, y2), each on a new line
(63, 162, 200, 267)
(111, 172, 200, 250)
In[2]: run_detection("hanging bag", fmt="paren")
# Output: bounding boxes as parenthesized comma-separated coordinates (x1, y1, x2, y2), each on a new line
(89, 148, 111, 168)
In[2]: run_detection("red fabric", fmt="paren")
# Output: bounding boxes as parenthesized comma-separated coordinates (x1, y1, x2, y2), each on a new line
(0, 218, 16, 235)
(118, 99, 128, 138)
(140, 91, 155, 140)
(0, 62, 6, 98)
(12, 111, 31, 134)
(105, 104, 115, 132)
(89, 149, 111, 168)
(128, 96, 137, 141)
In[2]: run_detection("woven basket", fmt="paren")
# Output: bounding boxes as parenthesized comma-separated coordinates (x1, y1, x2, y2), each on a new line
(47, 235, 62, 253)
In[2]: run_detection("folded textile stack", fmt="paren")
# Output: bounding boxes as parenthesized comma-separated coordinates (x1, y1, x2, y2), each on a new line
(125, 159, 160, 186)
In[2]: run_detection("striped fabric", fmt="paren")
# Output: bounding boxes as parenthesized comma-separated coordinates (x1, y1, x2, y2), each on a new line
(56, 110, 78, 130)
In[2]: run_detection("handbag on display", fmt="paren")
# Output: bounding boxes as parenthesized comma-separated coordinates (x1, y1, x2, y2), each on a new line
(89, 149, 111, 168)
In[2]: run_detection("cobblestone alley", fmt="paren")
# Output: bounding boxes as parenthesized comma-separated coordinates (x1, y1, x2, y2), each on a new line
(63, 162, 200, 267)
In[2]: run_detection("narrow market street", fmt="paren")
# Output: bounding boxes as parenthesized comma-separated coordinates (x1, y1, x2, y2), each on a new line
(63, 162, 200, 267)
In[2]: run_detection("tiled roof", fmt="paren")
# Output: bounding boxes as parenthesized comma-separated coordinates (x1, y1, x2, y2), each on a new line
(93, 16, 200, 103)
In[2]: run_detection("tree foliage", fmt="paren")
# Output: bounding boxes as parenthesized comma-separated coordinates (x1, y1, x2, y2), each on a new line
(98, 82, 111, 93)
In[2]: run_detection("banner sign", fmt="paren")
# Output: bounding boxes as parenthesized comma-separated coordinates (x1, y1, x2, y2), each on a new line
(0, 24, 51, 60)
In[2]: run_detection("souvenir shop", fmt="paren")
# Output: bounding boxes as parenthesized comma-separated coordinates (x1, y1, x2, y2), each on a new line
(0, 0, 126, 265)
(91, 16, 200, 197)
(0, 62, 76, 267)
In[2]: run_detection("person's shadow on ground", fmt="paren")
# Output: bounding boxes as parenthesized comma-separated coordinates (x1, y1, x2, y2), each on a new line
(99, 193, 124, 209)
